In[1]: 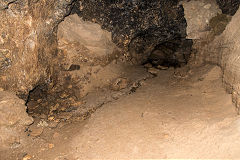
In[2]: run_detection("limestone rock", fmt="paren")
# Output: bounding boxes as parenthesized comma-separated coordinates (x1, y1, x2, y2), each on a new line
(181, 0, 222, 39)
(58, 14, 117, 60)
(56, 14, 124, 98)
(0, 0, 74, 98)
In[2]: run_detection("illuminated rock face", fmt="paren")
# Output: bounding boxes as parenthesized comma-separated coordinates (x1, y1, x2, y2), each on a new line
(0, 0, 74, 98)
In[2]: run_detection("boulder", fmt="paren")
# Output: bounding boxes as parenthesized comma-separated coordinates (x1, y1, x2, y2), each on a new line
(0, 91, 33, 150)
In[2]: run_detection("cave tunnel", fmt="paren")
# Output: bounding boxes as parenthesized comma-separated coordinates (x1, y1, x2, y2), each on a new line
(1, 0, 240, 159)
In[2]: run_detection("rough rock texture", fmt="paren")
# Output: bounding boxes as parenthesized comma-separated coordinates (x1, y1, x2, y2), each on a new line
(182, 0, 231, 66)
(0, 0, 74, 98)
(0, 91, 33, 150)
(55, 13, 123, 102)
(216, 0, 240, 16)
(26, 14, 153, 120)
(218, 9, 240, 113)
(0, 0, 191, 97)
(76, 0, 188, 64)
(58, 14, 119, 60)
(181, 0, 221, 39)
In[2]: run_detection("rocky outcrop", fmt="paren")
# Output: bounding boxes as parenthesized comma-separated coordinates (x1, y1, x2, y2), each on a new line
(0, 91, 33, 150)
(56, 14, 122, 98)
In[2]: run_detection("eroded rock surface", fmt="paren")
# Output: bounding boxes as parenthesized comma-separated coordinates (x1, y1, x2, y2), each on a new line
(181, 0, 221, 39)
(0, 0, 74, 98)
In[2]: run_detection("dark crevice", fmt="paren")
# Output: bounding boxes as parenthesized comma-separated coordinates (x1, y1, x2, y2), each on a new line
(146, 38, 193, 68)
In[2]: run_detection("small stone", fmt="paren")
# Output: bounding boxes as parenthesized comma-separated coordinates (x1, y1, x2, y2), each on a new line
(204, 4, 211, 9)
(48, 143, 55, 149)
(156, 65, 169, 70)
(29, 126, 43, 137)
(22, 154, 32, 160)
(144, 63, 152, 68)
(48, 116, 55, 121)
(111, 78, 128, 91)
(48, 121, 59, 128)
(0, 88, 4, 91)
(37, 119, 48, 127)
(148, 67, 159, 75)
(37, 99, 42, 103)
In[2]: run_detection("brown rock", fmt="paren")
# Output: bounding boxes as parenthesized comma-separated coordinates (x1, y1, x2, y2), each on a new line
(147, 67, 159, 75)
(144, 63, 153, 68)
(157, 65, 169, 70)
(29, 126, 43, 137)
(22, 154, 32, 160)
(111, 78, 128, 91)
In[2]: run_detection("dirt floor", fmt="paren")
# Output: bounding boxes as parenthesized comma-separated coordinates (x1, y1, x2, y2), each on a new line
(1, 64, 240, 159)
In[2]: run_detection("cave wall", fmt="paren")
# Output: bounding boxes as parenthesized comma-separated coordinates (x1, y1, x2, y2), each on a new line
(183, 0, 240, 113)
(76, 0, 188, 64)
(0, 0, 191, 97)
(0, 0, 74, 98)
(217, 9, 240, 113)
(0, 0, 190, 150)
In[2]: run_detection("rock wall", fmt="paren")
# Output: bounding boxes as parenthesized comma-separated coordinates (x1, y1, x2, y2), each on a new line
(0, 0, 73, 151)
(0, 0, 73, 98)
(183, 0, 240, 113)
(76, 0, 188, 64)
(217, 9, 240, 113)
(57, 14, 122, 98)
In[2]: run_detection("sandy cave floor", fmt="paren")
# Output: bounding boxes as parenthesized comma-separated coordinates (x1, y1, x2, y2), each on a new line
(2, 64, 240, 159)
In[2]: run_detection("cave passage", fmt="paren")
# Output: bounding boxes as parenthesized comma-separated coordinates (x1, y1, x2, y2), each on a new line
(1, 0, 240, 159)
